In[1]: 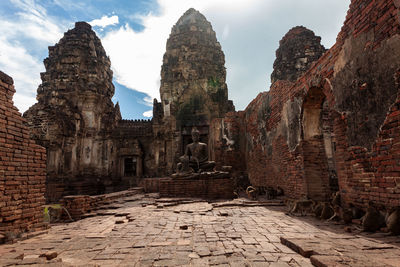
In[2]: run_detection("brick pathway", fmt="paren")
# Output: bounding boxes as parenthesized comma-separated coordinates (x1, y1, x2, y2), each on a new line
(1, 194, 399, 266)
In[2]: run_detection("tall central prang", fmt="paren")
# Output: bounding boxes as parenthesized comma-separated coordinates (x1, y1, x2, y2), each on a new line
(154, 8, 234, 173)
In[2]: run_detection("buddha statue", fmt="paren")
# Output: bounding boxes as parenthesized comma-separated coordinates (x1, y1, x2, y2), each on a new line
(176, 127, 215, 174)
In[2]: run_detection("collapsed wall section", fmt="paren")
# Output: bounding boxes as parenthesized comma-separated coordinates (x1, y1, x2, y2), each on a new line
(0, 71, 46, 239)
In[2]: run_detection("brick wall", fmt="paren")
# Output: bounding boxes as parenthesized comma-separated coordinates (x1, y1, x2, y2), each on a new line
(212, 0, 400, 208)
(138, 177, 170, 193)
(0, 71, 46, 238)
(159, 178, 234, 199)
(328, 0, 400, 208)
(60, 188, 143, 220)
(336, 87, 400, 207)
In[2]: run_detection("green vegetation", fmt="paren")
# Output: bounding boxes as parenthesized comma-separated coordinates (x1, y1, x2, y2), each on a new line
(208, 77, 220, 88)
(208, 77, 226, 103)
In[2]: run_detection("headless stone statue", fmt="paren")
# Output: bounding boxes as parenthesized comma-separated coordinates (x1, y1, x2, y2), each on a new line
(176, 127, 215, 174)
(175, 155, 193, 175)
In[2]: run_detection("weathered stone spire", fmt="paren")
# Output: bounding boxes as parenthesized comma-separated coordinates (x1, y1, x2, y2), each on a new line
(271, 26, 326, 84)
(159, 8, 233, 124)
(37, 21, 115, 102)
(23, 22, 121, 201)
(24, 21, 119, 139)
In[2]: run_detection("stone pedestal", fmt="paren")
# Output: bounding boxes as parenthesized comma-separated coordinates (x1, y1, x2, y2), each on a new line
(159, 172, 234, 199)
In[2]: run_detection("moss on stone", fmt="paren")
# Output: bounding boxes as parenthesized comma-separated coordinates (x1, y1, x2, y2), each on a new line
(208, 77, 221, 88)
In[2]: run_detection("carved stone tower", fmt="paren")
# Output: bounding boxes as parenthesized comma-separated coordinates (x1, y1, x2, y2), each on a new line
(24, 22, 121, 201)
(154, 8, 234, 174)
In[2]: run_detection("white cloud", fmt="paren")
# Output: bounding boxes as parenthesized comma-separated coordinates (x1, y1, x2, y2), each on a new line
(222, 25, 230, 40)
(0, 0, 64, 113)
(0, 37, 43, 113)
(13, 93, 37, 114)
(52, 0, 88, 11)
(9, 0, 63, 43)
(143, 110, 153, 117)
(90, 15, 119, 28)
(100, 0, 349, 110)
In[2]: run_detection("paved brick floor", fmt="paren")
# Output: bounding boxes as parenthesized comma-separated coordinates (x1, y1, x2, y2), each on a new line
(1, 194, 400, 266)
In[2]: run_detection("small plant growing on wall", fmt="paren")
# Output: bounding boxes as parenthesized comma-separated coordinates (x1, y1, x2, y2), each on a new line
(208, 77, 220, 88)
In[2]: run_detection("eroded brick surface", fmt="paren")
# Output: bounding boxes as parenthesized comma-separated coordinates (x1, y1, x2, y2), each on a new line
(0, 71, 46, 238)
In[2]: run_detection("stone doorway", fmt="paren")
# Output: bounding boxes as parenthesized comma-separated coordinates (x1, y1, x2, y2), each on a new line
(117, 139, 143, 179)
(302, 87, 337, 201)
(124, 157, 137, 177)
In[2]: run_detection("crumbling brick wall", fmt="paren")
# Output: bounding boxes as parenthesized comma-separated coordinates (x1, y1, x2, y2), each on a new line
(0, 71, 46, 238)
(60, 188, 143, 220)
(328, 0, 400, 208)
(212, 0, 400, 208)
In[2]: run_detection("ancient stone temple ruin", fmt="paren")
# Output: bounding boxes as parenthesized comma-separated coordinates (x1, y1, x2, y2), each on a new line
(23, 22, 155, 202)
(22, 9, 235, 202)
(2, 0, 400, 265)
(24, 22, 120, 201)
(0, 0, 399, 237)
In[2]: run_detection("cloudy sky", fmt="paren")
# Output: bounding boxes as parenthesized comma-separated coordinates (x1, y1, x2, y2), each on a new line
(0, 0, 350, 119)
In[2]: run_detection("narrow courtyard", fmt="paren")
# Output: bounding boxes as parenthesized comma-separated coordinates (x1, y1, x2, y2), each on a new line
(1, 193, 399, 267)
